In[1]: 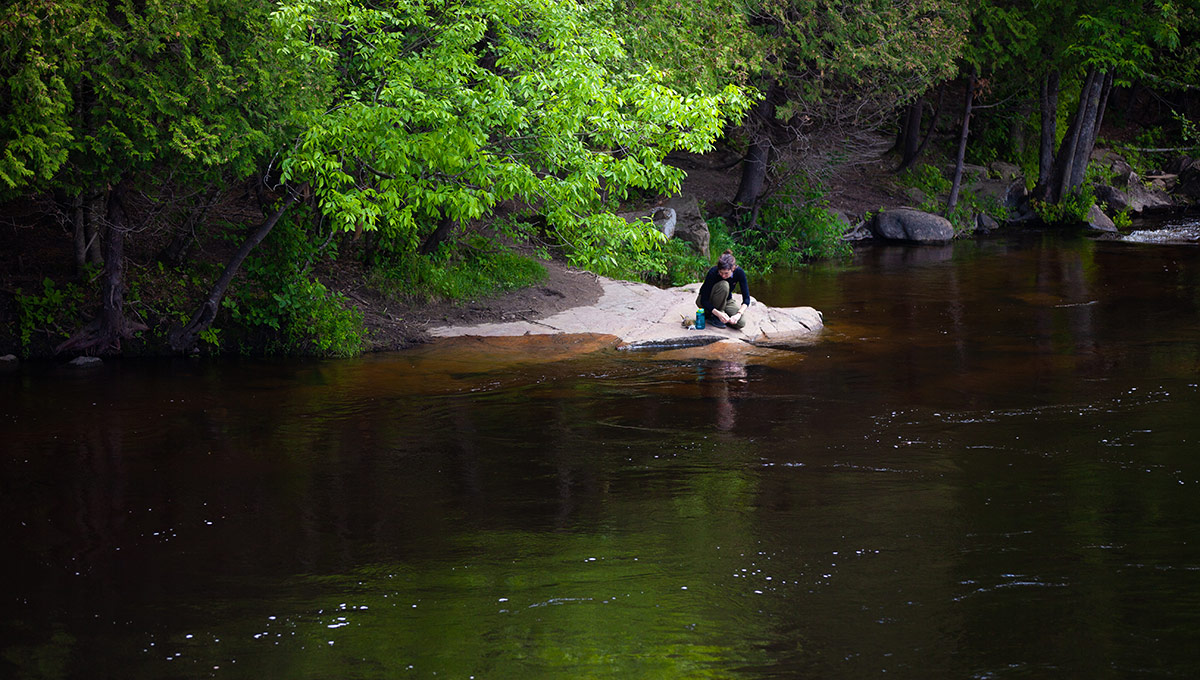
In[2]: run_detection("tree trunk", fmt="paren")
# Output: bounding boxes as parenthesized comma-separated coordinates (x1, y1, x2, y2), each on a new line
(896, 96, 924, 168)
(72, 193, 86, 272)
(897, 84, 946, 173)
(169, 187, 302, 353)
(1037, 70, 1060, 191)
(418, 215, 458, 255)
(1066, 69, 1107, 191)
(946, 69, 977, 215)
(731, 82, 780, 219)
(732, 131, 770, 214)
(56, 180, 148, 357)
(85, 192, 104, 265)
(1048, 67, 1098, 203)
(1068, 70, 1113, 191)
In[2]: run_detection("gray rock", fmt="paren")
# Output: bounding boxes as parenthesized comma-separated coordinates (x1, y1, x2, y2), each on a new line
(1092, 148, 1133, 178)
(954, 163, 990, 183)
(1167, 156, 1193, 175)
(429, 275, 823, 351)
(871, 208, 955, 244)
(903, 186, 929, 206)
(1177, 163, 1200, 202)
(617, 207, 674, 238)
(976, 213, 1001, 232)
(0, 354, 16, 363)
(1112, 169, 1139, 188)
(68, 356, 103, 368)
(972, 178, 1026, 211)
(1094, 180, 1175, 213)
(660, 194, 710, 257)
(651, 207, 676, 239)
(1094, 184, 1128, 211)
(1086, 204, 1117, 232)
(989, 161, 1022, 182)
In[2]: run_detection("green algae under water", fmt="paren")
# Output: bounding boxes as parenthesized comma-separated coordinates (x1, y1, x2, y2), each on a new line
(3, 229, 1200, 679)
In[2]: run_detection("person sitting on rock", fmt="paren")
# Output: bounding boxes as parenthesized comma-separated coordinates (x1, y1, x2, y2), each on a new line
(696, 249, 750, 329)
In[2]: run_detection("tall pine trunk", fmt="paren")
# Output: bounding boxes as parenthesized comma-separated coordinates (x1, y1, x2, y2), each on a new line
(1065, 68, 1106, 192)
(895, 96, 924, 169)
(1046, 68, 1098, 203)
(56, 180, 147, 356)
(897, 84, 946, 173)
(1037, 71, 1060, 190)
(946, 69, 977, 215)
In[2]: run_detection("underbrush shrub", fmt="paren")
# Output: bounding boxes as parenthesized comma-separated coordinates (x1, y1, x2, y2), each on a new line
(717, 174, 852, 274)
(221, 213, 365, 357)
(1031, 186, 1096, 226)
(12, 276, 85, 357)
(899, 163, 1008, 234)
(369, 234, 547, 303)
(125, 260, 218, 352)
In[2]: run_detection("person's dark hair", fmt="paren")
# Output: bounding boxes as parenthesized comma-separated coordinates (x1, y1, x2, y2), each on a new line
(717, 249, 736, 272)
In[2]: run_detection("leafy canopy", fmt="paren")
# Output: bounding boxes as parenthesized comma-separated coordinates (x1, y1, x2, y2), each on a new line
(273, 0, 750, 271)
(0, 0, 320, 198)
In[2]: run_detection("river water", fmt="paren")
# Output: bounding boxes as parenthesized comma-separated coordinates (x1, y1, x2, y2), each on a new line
(4, 225, 1200, 679)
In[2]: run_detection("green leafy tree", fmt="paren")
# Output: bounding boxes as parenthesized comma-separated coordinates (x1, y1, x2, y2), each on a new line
(729, 0, 967, 225)
(1024, 1, 1192, 205)
(1, 0, 321, 356)
(275, 0, 747, 259)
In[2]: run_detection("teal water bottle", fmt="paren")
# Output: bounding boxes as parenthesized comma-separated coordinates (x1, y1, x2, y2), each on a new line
(695, 308, 705, 330)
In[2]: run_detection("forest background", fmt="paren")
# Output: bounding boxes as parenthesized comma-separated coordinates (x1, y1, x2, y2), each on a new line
(2, 0, 1198, 359)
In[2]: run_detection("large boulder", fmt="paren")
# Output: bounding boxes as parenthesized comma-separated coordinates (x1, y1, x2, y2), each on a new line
(976, 213, 1001, 232)
(972, 178, 1027, 211)
(1176, 159, 1200, 203)
(1095, 173, 1176, 213)
(429, 275, 823, 351)
(871, 208, 955, 244)
(989, 161, 1022, 182)
(1091, 148, 1134, 179)
(1086, 204, 1117, 232)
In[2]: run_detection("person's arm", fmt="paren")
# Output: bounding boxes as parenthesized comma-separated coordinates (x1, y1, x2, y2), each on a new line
(736, 268, 751, 307)
(726, 269, 749, 324)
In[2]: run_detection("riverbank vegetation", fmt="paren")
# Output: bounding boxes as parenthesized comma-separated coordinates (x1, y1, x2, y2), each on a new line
(3, 0, 1199, 359)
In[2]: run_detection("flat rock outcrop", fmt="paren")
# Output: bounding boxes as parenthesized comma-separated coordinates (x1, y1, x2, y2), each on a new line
(429, 276, 822, 350)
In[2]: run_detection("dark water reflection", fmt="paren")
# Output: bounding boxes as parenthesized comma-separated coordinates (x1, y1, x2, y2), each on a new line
(4, 231, 1200, 679)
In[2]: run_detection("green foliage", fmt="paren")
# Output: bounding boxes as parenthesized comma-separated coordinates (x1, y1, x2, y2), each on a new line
(899, 163, 1006, 234)
(1113, 208, 1133, 230)
(711, 176, 852, 275)
(274, 0, 749, 269)
(14, 278, 83, 357)
(1032, 186, 1096, 225)
(222, 217, 365, 357)
(370, 238, 548, 304)
(126, 261, 203, 330)
(1, 0, 317, 198)
(608, 0, 763, 93)
(899, 164, 951, 198)
(758, 185, 853, 263)
(658, 239, 710, 287)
